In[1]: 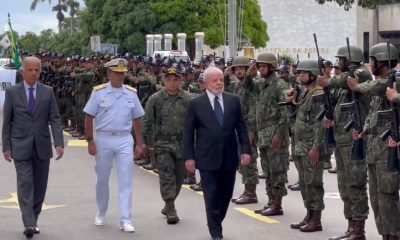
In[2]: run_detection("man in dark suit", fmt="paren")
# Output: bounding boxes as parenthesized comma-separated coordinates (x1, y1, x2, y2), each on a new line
(184, 66, 251, 240)
(2, 56, 64, 239)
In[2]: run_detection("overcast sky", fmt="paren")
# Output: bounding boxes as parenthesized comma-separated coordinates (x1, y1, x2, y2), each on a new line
(0, 0, 85, 35)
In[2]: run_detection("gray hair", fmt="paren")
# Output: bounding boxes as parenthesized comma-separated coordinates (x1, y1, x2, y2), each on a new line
(20, 56, 42, 71)
(203, 66, 223, 82)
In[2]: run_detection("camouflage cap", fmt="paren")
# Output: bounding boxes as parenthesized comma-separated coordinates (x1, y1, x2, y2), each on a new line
(104, 58, 128, 72)
(165, 67, 181, 77)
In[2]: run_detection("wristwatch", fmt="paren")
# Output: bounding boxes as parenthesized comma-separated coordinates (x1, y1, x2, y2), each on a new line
(86, 137, 93, 142)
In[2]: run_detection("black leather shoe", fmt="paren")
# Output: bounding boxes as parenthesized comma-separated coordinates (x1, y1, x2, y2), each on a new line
(33, 226, 40, 234)
(288, 182, 300, 191)
(23, 226, 35, 238)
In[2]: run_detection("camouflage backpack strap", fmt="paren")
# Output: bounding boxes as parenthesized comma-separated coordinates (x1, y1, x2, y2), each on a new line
(294, 86, 323, 106)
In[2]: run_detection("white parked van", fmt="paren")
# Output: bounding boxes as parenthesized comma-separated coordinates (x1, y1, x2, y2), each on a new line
(153, 50, 190, 62)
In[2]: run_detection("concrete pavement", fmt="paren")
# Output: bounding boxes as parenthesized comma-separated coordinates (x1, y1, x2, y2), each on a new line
(0, 131, 381, 240)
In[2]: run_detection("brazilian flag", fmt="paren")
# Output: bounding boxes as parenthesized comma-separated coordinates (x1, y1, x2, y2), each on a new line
(8, 14, 21, 70)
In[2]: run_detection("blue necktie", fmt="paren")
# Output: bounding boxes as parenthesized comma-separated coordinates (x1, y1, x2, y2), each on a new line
(214, 96, 223, 126)
(28, 87, 35, 113)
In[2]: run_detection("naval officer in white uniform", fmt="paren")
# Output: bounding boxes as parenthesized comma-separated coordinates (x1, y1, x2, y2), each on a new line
(83, 58, 144, 232)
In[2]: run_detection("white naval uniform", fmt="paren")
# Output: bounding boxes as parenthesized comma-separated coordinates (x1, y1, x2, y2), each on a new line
(83, 82, 144, 225)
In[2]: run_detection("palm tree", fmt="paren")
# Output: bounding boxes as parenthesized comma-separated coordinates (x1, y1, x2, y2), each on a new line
(65, 0, 80, 33)
(30, 0, 67, 33)
(52, 1, 68, 33)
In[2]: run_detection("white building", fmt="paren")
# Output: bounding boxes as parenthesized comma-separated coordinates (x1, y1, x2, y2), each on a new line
(257, 0, 357, 62)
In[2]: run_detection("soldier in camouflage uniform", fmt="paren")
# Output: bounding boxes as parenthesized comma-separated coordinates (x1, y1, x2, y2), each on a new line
(246, 53, 290, 216)
(71, 60, 96, 139)
(141, 58, 164, 172)
(180, 66, 201, 185)
(221, 56, 259, 205)
(142, 67, 191, 225)
(181, 66, 201, 95)
(133, 56, 158, 167)
(319, 45, 372, 240)
(347, 43, 400, 240)
(286, 60, 325, 232)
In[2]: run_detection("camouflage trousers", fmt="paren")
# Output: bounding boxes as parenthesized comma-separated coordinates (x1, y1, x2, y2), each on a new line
(65, 97, 76, 127)
(298, 155, 325, 211)
(368, 159, 400, 237)
(155, 147, 185, 201)
(239, 143, 259, 185)
(75, 95, 86, 131)
(259, 147, 288, 196)
(58, 97, 68, 126)
(335, 144, 368, 220)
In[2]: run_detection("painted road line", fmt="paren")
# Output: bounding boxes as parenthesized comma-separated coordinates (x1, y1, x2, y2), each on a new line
(68, 140, 88, 147)
(235, 207, 279, 224)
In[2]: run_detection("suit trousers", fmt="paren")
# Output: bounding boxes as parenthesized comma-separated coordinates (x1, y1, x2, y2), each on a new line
(14, 146, 50, 227)
(200, 169, 236, 238)
(95, 132, 133, 224)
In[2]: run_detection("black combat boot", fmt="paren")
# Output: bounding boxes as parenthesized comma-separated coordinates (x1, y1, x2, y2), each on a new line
(329, 219, 353, 240)
(233, 184, 258, 205)
(290, 210, 311, 229)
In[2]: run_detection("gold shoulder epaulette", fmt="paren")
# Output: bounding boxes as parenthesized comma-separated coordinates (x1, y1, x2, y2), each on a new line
(93, 83, 107, 91)
(125, 85, 137, 93)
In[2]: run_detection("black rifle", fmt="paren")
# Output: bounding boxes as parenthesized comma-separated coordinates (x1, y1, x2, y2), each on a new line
(312, 33, 336, 145)
(339, 37, 365, 160)
(377, 42, 400, 171)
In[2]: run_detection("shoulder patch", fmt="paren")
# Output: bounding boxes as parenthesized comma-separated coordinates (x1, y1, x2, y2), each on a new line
(124, 85, 137, 93)
(93, 83, 107, 91)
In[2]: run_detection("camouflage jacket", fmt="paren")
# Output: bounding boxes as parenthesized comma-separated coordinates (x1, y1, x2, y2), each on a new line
(141, 88, 191, 158)
(356, 78, 391, 162)
(249, 74, 290, 147)
(294, 84, 325, 156)
(329, 67, 373, 145)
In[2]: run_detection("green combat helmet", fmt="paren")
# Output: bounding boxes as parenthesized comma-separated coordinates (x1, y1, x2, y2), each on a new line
(296, 60, 320, 76)
(231, 56, 250, 68)
(335, 45, 364, 63)
(369, 42, 399, 62)
(256, 53, 278, 68)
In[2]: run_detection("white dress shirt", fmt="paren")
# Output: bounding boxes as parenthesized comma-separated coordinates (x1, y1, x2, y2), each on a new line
(206, 89, 224, 112)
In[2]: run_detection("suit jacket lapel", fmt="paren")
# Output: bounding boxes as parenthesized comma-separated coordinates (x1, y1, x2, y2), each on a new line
(201, 93, 221, 128)
(17, 83, 30, 113)
(222, 92, 229, 126)
(35, 83, 42, 113)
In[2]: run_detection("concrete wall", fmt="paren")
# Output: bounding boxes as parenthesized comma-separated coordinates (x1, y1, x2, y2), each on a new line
(256, 0, 357, 62)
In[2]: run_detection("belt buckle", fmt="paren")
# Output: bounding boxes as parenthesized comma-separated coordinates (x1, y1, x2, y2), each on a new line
(111, 132, 119, 136)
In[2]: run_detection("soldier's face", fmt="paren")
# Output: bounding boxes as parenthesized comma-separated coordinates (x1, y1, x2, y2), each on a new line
(257, 63, 269, 77)
(298, 71, 313, 85)
(164, 74, 181, 93)
(338, 57, 348, 72)
(234, 66, 246, 80)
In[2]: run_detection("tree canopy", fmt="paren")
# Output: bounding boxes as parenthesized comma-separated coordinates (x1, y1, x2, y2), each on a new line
(315, 0, 400, 10)
(80, 0, 268, 54)
(6, 0, 268, 56)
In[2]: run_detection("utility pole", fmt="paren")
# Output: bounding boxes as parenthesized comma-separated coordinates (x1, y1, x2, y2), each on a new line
(228, 0, 237, 58)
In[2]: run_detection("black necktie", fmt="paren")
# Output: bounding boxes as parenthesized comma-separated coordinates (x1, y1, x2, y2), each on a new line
(214, 96, 224, 126)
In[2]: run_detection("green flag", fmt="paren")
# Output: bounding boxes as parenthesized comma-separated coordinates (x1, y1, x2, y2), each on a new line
(8, 13, 21, 70)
